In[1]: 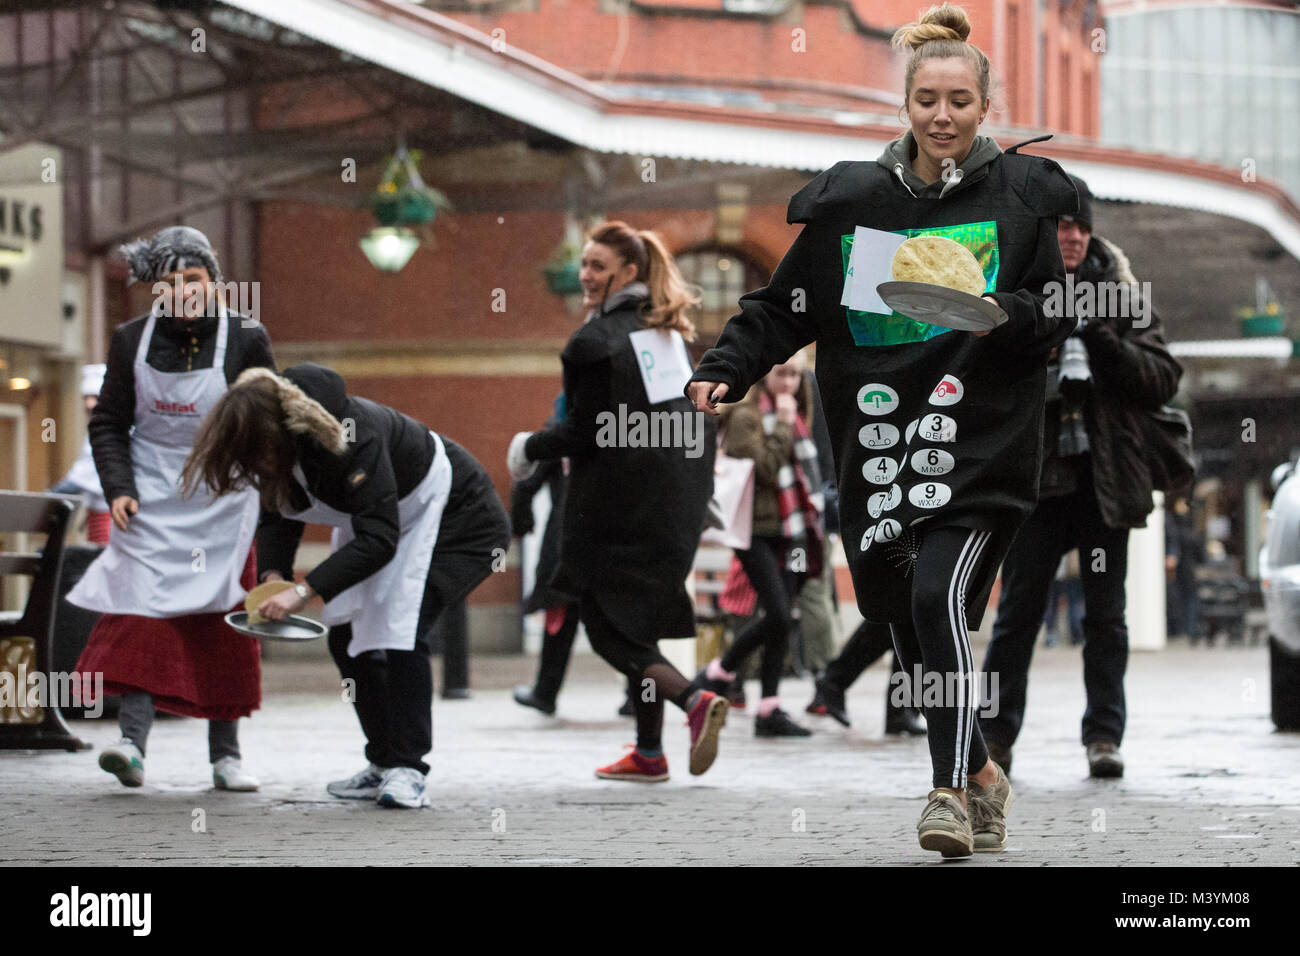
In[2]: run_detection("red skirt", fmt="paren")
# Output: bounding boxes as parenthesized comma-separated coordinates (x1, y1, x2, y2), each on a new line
(73, 550, 262, 721)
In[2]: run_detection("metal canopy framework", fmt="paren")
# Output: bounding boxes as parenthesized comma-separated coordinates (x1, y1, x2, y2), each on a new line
(0, 0, 559, 273)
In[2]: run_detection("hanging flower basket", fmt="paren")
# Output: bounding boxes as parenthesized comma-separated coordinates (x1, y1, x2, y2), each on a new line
(367, 146, 450, 229)
(543, 240, 583, 295)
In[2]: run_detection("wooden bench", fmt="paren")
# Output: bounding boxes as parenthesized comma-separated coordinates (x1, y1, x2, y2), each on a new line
(0, 490, 91, 750)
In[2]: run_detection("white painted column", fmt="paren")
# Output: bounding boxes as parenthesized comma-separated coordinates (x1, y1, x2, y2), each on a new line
(1127, 491, 1167, 651)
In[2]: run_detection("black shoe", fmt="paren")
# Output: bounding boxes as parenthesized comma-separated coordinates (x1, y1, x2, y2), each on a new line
(726, 678, 747, 711)
(693, 667, 730, 697)
(1086, 740, 1124, 778)
(755, 708, 812, 737)
(617, 697, 635, 717)
(986, 740, 1013, 777)
(806, 678, 850, 727)
(442, 687, 472, 700)
(885, 706, 927, 736)
(512, 685, 555, 716)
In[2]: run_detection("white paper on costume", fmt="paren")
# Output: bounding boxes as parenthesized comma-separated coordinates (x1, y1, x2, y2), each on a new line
(841, 226, 909, 314)
(629, 328, 693, 405)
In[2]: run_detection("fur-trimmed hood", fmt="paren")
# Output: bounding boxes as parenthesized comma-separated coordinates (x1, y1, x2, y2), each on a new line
(234, 365, 349, 454)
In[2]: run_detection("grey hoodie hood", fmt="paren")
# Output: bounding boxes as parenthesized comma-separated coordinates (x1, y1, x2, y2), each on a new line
(877, 130, 1002, 200)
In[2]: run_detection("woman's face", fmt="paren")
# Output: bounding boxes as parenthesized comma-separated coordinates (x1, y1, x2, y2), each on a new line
(157, 265, 214, 320)
(765, 360, 803, 397)
(580, 241, 639, 309)
(906, 57, 989, 180)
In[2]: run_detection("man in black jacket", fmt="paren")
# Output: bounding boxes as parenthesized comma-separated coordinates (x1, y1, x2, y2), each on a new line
(979, 175, 1182, 779)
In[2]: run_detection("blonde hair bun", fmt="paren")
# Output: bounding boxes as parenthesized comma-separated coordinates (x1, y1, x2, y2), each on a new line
(892, 3, 973, 52)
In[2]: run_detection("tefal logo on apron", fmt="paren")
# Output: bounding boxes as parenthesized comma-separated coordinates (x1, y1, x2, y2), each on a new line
(151, 399, 199, 415)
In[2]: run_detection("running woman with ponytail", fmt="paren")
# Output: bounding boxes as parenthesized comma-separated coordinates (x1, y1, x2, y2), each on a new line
(688, 3, 1079, 856)
(508, 221, 726, 782)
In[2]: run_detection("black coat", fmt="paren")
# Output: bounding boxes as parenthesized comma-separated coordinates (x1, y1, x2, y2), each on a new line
(1039, 237, 1183, 529)
(90, 311, 275, 502)
(525, 298, 716, 643)
(690, 143, 1078, 627)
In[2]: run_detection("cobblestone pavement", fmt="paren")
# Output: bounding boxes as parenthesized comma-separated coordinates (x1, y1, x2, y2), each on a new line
(2, 640, 1297, 866)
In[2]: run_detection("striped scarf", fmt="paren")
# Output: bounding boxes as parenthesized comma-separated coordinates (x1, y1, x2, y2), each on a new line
(759, 390, 824, 577)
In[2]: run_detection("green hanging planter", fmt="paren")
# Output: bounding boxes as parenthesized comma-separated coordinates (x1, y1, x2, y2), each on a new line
(543, 260, 582, 295)
(367, 145, 449, 229)
(372, 186, 440, 228)
(1240, 312, 1286, 337)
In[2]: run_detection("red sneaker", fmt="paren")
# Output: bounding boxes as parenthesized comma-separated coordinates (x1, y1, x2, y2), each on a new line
(687, 691, 729, 776)
(595, 746, 669, 783)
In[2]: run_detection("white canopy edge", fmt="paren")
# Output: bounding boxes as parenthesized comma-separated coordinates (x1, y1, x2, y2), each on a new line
(1169, 338, 1294, 359)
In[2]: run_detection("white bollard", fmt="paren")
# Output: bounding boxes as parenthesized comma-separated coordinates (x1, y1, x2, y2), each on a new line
(1127, 491, 1167, 651)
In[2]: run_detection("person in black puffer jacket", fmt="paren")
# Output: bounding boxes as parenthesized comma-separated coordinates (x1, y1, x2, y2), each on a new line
(979, 173, 1183, 781)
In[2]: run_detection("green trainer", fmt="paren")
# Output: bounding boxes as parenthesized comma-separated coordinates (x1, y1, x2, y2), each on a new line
(99, 739, 145, 788)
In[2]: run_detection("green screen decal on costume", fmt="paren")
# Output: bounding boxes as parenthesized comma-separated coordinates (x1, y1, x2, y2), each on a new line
(840, 221, 1000, 347)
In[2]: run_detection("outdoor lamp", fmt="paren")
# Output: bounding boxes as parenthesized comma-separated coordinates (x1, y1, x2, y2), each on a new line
(359, 226, 420, 273)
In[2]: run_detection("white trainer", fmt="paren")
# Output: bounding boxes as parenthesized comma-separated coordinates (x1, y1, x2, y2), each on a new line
(212, 756, 260, 792)
(377, 767, 430, 809)
(99, 739, 145, 788)
(326, 763, 390, 800)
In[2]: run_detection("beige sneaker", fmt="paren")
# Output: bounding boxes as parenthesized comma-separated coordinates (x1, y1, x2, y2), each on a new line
(968, 763, 1013, 852)
(917, 789, 974, 859)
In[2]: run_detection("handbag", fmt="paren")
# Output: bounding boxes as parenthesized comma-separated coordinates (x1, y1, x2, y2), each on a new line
(1139, 405, 1195, 496)
(701, 453, 755, 550)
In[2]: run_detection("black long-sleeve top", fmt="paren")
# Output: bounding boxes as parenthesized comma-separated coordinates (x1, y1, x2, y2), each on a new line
(89, 310, 275, 502)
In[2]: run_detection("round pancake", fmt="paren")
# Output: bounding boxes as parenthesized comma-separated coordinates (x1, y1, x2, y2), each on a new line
(244, 580, 295, 625)
(890, 235, 986, 297)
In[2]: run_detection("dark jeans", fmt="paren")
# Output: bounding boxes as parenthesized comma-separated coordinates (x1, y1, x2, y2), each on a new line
(723, 534, 806, 698)
(118, 692, 240, 763)
(980, 475, 1130, 750)
(822, 619, 916, 720)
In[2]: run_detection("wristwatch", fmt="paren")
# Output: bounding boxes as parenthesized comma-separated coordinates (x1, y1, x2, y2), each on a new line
(294, 583, 310, 601)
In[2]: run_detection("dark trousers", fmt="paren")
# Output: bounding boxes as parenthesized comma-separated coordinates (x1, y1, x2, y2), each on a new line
(886, 525, 992, 789)
(723, 534, 806, 698)
(430, 598, 469, 693)
(530, 604, 634, 706)
(533, 604, 581, 702)
(980, 475, 1130, 749)
(329, 625, 433, 774)
(822, 619, 916, 721)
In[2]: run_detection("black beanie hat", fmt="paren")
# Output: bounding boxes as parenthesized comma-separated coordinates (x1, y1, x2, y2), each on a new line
(1062, 174, 1094, 230)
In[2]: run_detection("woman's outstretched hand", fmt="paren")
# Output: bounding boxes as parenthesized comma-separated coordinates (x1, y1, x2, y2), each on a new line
(687, 381, 729, 415)
(110, 496, 139, 531)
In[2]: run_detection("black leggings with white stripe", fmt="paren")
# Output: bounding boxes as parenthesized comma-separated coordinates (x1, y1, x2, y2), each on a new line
(887, 525, 992, 790)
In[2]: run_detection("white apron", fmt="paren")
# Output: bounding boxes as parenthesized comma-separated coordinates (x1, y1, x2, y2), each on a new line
(283, 432, 452, 658)
(67, 308, 260, 617)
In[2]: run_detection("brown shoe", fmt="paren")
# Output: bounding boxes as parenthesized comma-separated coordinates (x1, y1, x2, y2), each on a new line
(1086, 740, 1124, 778)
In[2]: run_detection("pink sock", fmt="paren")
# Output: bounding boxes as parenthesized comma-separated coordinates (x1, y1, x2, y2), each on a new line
(757, 696, 780, 717)
(706, 658, 736, 682)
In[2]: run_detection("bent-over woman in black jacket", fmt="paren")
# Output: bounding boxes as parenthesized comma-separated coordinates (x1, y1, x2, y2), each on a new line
(183, 363, 509, 809)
